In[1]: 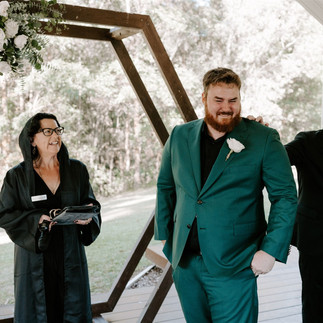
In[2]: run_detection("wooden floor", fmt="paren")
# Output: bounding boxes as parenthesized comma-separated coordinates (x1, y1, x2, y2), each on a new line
(99, 247, 302, 323)
(0, 247, 301, 323)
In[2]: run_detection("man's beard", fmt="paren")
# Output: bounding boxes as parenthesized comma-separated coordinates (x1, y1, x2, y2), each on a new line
(204, 104, 241, 133)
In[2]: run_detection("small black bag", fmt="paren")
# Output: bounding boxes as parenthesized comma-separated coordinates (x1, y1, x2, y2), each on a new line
(52, 205, 100, 225)
(38, 220, 52, 251)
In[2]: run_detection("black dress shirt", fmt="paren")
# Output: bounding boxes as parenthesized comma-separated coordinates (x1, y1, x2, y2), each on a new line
(184, 122, 227, 254)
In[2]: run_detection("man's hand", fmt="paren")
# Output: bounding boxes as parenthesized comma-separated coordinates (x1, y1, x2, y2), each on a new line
(161, 240, 166, 245)
(251, 250, 275, 276)
(246, 115, 269, 127)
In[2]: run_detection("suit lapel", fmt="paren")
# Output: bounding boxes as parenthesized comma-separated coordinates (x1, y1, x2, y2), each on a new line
(199, 119, 248, 197)
(188, 119, 204, 192)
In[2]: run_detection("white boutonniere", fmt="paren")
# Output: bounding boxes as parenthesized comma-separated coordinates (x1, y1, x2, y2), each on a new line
(225, 138, 245, 161)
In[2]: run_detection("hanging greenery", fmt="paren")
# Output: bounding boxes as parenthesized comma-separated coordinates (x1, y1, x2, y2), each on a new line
(0, 0, 65, 75)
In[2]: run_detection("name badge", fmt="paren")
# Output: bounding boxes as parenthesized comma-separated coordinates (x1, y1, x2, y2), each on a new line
(31, 194, 47, 202)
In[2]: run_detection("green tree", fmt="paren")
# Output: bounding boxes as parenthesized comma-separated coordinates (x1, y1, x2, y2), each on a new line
(1, 0, 322, 193)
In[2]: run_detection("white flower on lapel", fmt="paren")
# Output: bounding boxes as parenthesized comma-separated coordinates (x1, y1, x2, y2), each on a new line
(225, 138, 245, 161)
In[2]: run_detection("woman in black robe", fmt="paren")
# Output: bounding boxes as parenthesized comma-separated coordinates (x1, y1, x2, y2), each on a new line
(0, 113, 101, 323)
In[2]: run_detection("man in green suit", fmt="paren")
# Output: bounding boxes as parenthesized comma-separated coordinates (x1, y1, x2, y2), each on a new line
(154, 67, 297, 322)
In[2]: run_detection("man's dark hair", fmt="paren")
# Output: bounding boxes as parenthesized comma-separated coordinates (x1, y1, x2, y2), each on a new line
(203, 67, 241, 96)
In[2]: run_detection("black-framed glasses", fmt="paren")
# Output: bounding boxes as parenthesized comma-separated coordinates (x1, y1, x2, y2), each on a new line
(38, 127, 64, 136)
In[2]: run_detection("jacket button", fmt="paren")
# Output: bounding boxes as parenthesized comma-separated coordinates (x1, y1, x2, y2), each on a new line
(197, 200, 203, 204)
(187, 224, 191, 229)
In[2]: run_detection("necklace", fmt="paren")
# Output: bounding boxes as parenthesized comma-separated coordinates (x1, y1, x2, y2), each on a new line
(36, 165, 60, 195)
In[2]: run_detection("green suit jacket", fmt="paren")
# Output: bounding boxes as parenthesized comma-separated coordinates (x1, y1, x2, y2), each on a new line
(155, 118, 297, 277)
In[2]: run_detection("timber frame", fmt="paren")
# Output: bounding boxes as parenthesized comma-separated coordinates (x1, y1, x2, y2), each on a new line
(1, 2, 198, 323)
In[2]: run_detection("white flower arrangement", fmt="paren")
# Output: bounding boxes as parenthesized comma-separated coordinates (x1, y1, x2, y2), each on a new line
(225, 138, 245, 161)
(0, 0, 64, 76)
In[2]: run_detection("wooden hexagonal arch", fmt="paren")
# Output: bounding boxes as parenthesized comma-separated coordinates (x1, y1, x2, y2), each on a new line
(2, 2, 198, 323)
(43, 3, 198, 145)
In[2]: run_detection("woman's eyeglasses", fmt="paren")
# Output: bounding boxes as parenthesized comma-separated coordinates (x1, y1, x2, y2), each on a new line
(38, 127, 64, 136)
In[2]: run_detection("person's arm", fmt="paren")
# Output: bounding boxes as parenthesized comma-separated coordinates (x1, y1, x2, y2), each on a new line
(285, 132, 306, 166)
(246, 115, 269, 127)
(0, 169, 46, 252)
(154, 133, 176, 242)
(251, 128, 297, 274)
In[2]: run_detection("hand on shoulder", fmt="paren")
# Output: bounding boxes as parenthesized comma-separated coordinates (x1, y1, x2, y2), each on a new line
(247, 115, 269, 127)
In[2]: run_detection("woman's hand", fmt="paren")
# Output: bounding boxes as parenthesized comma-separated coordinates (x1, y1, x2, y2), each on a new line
(74, 203, 94, 225)
(39, 214, 56, 231)
(246, 115, 269, 127)
(39, 214, 51, 224)
(74, 218, 92, 225)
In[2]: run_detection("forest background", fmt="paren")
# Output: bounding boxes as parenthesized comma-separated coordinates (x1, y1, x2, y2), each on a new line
(0, 0, 322, 196)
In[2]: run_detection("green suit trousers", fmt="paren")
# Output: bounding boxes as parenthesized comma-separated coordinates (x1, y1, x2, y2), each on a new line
(172, 253, 258, 323)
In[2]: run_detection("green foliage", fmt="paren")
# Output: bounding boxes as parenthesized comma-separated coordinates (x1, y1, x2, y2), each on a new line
(86, 213, 154, 293)
(0, 241, 14, 304)
(279, 76, 322, 143)
(0, 0, 322, 194)
(0, 0, 65, 75)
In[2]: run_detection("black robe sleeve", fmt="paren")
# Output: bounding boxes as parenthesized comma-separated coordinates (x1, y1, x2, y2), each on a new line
(0, 167, 47, 253)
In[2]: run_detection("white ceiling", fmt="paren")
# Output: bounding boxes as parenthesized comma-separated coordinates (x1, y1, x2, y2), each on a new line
(296, 0, 323, 25)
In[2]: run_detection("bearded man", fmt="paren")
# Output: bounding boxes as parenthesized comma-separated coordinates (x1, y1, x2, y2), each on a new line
(154, 67, 297, 323)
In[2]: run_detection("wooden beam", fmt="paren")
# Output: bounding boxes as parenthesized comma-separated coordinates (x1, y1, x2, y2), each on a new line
(91, 211, 155, 316)
(41, 23, 113, 41)
(19, 1, 148, 29)
(141, 17, 198, 123)
(38, 4, 197, 123)
(41, 24, 140, 42)
(145, 243, 168, 269)
(61, 4, 148, 29)
(110, 39, 169, 145)
(0, 319, 13, 323)
(295, 0, 323, 25)
(138, 262, 173, 323)
(109, 27, 140, 40)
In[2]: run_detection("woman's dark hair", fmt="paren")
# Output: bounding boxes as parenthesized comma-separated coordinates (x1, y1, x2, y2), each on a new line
(28, 113, 60, 139)
(28, 113, 61, 160)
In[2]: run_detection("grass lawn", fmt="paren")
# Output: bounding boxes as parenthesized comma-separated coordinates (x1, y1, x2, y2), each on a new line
(0, 242, 14, 305)
(85, 200, 158, 294)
